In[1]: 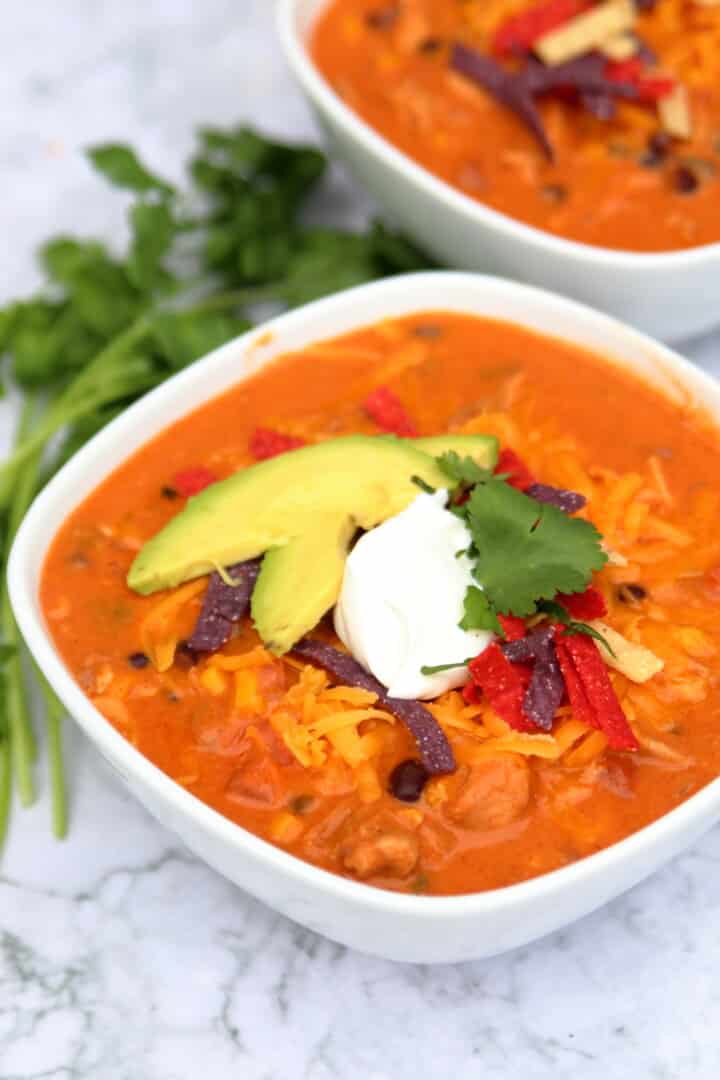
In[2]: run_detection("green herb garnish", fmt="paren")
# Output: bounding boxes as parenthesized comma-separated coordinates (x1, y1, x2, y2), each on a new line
(433, 454, 607, 642)
(420, 658, 475, 675)
(411, 475, 436, 495)
(536, 599, 615, 656)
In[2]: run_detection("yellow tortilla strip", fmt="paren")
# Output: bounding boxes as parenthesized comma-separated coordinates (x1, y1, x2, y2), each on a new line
(658, 85, 692, 140)
(602, 32, 638, 61)
(590, 620, 664, 684)
(535, 0, 636, 65)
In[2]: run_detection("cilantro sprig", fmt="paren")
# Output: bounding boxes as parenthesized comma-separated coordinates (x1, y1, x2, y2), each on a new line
(0, 125, 434, 852)
(438, 453, 607, 630)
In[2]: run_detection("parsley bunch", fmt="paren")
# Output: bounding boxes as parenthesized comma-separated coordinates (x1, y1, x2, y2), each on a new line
(0, 126, 433, 850)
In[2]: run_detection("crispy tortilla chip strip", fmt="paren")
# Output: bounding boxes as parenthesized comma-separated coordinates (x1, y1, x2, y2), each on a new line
(535, 0, 635, 65)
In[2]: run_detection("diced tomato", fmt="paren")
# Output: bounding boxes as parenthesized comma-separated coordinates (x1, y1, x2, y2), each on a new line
(635, 77, 676, 103)
(498, 613, 527, 641)
(495, 448, 536, 491)
(605, 58, 644, 83)
(172, 466, 218, 497)
(557, 586, 607, 621)
(467, 643, 538, 733)
(555, 629, 638, 751)
(363, 387, 418, 437)
(249, 428, 306, 461)
(605, 59, 675, 103)
(492, 0, 592, 58)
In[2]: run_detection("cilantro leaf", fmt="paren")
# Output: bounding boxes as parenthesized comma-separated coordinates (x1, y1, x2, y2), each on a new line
(537, 598, 571, 624)
(437, 451, 493, 489)
(465, 477, 607, 617)
(87, 144, 174, 196)
(459, 585, 505, 635)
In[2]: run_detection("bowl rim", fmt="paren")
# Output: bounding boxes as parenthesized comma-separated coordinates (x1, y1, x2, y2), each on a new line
(9, 270, 720, 920)
(276, 0, 720, 268)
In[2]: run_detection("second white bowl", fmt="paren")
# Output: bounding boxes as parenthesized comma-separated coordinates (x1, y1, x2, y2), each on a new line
(277, 0, 720, 343)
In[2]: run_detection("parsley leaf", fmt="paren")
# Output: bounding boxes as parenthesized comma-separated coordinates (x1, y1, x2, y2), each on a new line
(464, 477, 607, 617)
(87, 144, 175, 196)
(127, 202, 177, 294)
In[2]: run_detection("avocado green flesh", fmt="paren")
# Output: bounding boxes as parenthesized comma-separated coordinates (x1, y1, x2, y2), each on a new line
(251, 514, 355, 655)
(127, 432, 499, 654)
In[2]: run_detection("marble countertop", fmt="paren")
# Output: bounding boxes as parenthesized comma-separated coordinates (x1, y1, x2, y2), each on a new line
(2, 3, 720, 1077)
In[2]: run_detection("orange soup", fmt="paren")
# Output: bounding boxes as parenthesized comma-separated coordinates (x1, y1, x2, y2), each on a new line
(41, 313, 720, 895)
(311, 0, 720, 252)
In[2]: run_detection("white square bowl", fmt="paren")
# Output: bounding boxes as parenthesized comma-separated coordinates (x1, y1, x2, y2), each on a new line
(277, 0, 720, 343)
(9, 271, 720, 963)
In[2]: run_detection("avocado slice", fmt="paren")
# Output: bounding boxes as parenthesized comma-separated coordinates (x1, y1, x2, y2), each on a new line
(251, 513, 356, 655)
(128, 433, 498, 653)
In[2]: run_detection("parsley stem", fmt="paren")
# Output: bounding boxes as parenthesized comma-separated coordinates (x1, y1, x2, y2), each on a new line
(180, 284, 286, 313)
(37, 671, 67, 839)
(0, 317, 152, 507)
(1, 398, 43, 809)
(0, 741, 11, 851)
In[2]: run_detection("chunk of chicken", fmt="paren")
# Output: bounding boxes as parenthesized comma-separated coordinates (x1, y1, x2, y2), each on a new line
(341, 828, 420, 880)
(446, 755, 530, 831)
(339, 808, 421, 881)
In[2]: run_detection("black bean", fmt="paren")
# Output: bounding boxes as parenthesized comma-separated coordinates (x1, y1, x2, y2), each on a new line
(641, 131, 671, 169)
(366, 5, 399, 29)
(673, 166, 699, 194)
(617, 583, 647, 604)
(389, 759, 429, 802)
(413, 323, 443, 339)
(289, 794, 314, 814)
(161, 486, 179, 500)
(418, 36, 443, 54)
(174, 641, 199, 670)
(541, 183, 568, 204)
(128, 651, 150, 669)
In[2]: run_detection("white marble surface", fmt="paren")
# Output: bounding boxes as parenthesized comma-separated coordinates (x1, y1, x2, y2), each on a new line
(2, 2, 720, 1077)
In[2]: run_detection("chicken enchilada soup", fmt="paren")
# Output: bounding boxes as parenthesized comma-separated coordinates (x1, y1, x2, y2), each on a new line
(42, 313, 720, 895)
(311, 0, 720, 252)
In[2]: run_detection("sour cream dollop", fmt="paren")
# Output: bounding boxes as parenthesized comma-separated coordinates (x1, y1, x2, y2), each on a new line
(334, 491, 493, 700)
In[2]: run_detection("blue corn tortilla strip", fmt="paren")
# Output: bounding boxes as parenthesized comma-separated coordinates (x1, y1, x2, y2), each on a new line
(450, 45, 637, 160)
(502, 625, 555, 664)
(186, 559, 262, 654)
(526, 482, 587, 514)
(292, 639, 457, 775)
(503, 625, 564, 731)
(523, 645, 565, 731)
(581, 90, 617, 121)
(451, 44, 553, 159)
